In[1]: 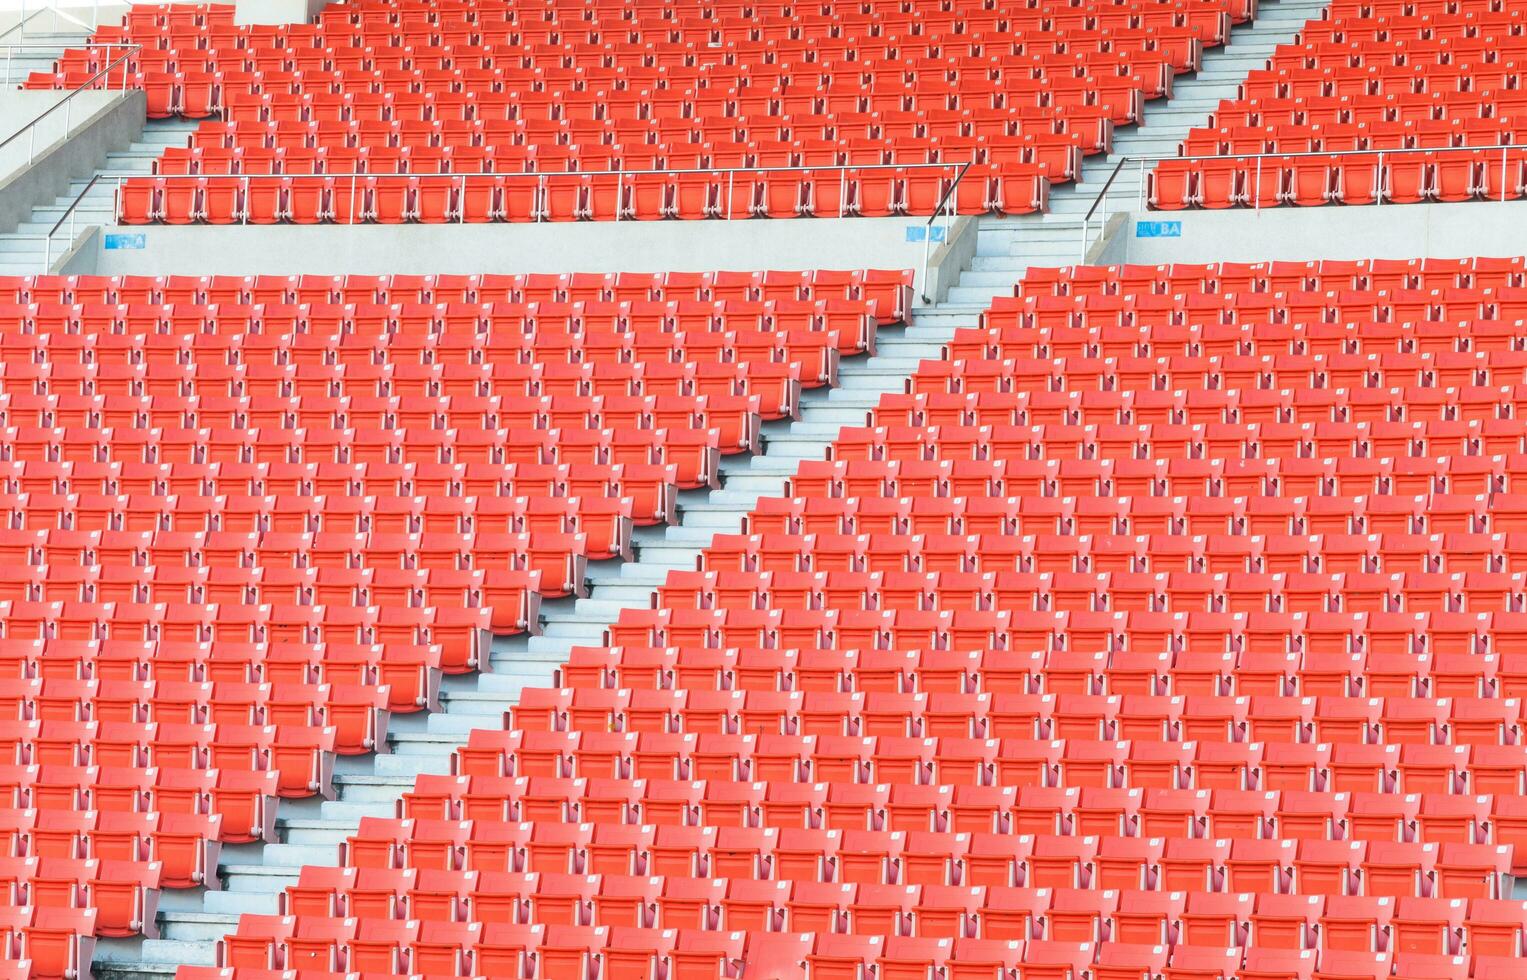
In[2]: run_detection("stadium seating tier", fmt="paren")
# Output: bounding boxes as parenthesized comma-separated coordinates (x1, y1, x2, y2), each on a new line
(1153, 0, 1527, 208)
(35, 0, 1260, 222)
(202, 258, 1527, 980)
(0, 268, 902, 978)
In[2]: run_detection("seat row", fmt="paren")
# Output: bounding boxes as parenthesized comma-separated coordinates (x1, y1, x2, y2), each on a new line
(513, 683, 1527, 746)
(327, 811, 1514, 900)
(686, 528, 1527, 575)
(0, 635, 468, 688)
(0, 425, 752, 484)
(0, 270, 912, 314)
(269, 861, 1526, 953)
(0, 595, 493, 653)
(456, 722, 1527, 794)
(195, 929, 1527, 980)
(1183, 119, 1525, 156)
(0, 453, 679, 498)
(0, 718, 333, 800)
(776, 456, 1527, 502)
(745, 493, 1520, 535)
(984, 295, 1527, 330)
(177, 108, 1109, 157)
(0, 384, 793, 416)
(986, 304, 1527, 341)
(455, 721, 1527, 795)
(0, 525, 584, 589)
(1149, 152, 1527, 210)
(114, 165, 1049, 223)
(566, 638, 1527, 696)
(271, 869, 1520, 953)
(0, 302, 868, 343)
(0, 370, 822, 420)
(1015, 258, 1527, 296)
(828, 419, 1527, 461)
(779, 455, 1527, 499)
(880, 389, 1527, 426)
(161, 131, 1091, 175)
(910, 357, 1527, 395)
(0, 490, 633, 534)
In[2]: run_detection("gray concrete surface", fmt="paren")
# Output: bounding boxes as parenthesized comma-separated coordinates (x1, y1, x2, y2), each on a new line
(83, 213, 965, 295)
(234, 0, 331, 26)
(1099, 198, 1527, 264)
(0, 88, 142, 236)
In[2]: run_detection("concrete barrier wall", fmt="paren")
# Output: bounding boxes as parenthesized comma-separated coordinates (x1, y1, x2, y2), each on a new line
(87, 215, 961, 290)
(234, 0, 331, 26)
(0, 89, 142, 236)
(1106, 200, 1527, 264)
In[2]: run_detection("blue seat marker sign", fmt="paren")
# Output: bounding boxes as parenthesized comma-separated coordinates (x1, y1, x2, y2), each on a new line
(1135, 220, 1182, 238)
(104, 233, 146, 250)
(905, 225, 947, 243)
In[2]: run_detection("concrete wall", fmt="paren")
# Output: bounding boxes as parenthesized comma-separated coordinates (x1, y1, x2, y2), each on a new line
(923, 215, 977, 304)
(0, 90, 123, 181)
(0, 89, 142, 235)
(234, 0, 331, 26)
(1106, 200, 1527, 264)
(87, 215, 961, 292)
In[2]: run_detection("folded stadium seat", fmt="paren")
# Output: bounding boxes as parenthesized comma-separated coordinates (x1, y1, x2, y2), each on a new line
(1196, 159, 1242, 208)
(1149, 160, 1196, 210)
(116, 180, 159, 224)
(1285, 156, 1335, 206)
(1334, 155, 1383, 205)
(1385, 156, 1433, 204)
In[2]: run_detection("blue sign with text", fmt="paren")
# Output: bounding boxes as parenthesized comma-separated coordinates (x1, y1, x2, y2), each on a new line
(1135, 221, 1182, 238)
(905, 225, 947, 243)
(104, 233, 146, 250)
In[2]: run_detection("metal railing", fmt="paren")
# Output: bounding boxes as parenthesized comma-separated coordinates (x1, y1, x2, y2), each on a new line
(43, 172, 99, 271)
(102, 160, 983, 219)
(919, 160, 974, 303)
(0, 3, 96, 43)
(1, 40, 135, 88)
(1077, 155, 1131, 261)
(1077, 140, 1527, 261)
(0, 42, 137, 169)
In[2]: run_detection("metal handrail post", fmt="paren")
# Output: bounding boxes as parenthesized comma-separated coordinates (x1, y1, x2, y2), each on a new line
(1377, 151, 1384, 206)
(1138, 157, 1145, 213)
(614, 168, 623, 221)
(838, 166, 847, 218)
(918, 161, 969, 302)
(1254, 156, 1261, 213)
(349, 175, 357, 225)
(726, 170, 734, 220)
(920, 222, 932, 303)
(1503, 146, 1510, 203)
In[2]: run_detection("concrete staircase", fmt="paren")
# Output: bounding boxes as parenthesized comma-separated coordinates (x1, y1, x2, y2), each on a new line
(0, 31, 92, 88)
(0, 118, 194, 275)
(944, 0, 1329, 307)
(91, 303, 981, 978)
